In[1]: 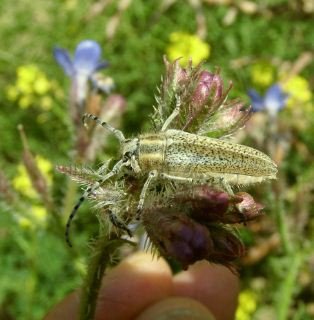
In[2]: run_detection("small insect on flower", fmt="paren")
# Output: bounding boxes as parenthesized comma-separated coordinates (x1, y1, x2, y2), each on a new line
(64, 58, 277, 247)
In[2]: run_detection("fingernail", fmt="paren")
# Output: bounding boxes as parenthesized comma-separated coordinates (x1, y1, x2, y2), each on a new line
(135, 297, 215, 320)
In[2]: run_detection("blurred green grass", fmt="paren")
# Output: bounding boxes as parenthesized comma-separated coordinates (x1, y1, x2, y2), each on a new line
(0, 0, 313, 319)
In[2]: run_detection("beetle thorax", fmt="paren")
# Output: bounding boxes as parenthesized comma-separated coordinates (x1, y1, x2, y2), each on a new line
(137, 133, 166, 171)
(122, 138, 139, 158)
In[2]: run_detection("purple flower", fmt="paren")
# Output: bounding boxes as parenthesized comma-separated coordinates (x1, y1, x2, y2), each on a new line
(53, 40, 108, 105)
(142, 208, 213, 270)
(248, 84, 288, 117)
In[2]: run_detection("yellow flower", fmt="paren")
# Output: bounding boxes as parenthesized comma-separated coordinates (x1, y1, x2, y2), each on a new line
(236, 290, 257, 320)
(13, 155, 52, 199)
(16, 206, 47, 230)
(36, 155, 53, 177)
(31, 205, 48, 226)
(6, 85, 19, 101)
(18, 216, 33, 229)
(6, 64, 56, 110)
(34, 75, 51, 95)
(13, 164, 38, 199)
(65, 0, 78, 11)
(19, 95, 34, 109)
(40, 96, 53, 111)
(17, 64, 38, 83)
(166, 32, 210, 67)
(250, 62, 274, 87)
(281, 75, 312, 107)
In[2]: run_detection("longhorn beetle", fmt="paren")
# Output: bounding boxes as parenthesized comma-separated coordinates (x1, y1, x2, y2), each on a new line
(65, 105, 277, 246)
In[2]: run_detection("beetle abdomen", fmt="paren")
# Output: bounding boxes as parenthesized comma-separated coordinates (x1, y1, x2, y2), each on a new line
(138, 130, 277, 185)
(163, 130, 277, 182)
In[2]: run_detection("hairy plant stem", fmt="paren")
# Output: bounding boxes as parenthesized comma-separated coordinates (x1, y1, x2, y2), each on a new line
(266, 117, 292, 254)
(276, 253, 303, 320)
(274, 189, 292, 254)
(79, 231, 126, 320)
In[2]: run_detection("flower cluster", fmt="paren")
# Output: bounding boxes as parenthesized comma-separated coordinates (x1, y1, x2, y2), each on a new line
(143, 185, 262, 270)
(236, 290, 258, 320)
(153, 58, 251, 138)
(6, 64, 59, 110)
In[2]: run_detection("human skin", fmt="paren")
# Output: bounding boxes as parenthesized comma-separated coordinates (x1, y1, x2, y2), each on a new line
(45, 252, 239, 320)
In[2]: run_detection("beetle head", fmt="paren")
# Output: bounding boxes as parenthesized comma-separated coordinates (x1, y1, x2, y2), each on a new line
(122, 138, 139, 160)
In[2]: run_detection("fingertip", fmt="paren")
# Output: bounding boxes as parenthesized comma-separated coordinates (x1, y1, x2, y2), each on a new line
(173, 261, 239, 320)
(44, 291, 80, 320)
(95, 251, 173, 320)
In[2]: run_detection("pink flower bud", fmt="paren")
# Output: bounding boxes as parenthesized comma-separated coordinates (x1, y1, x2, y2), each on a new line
(206, 100, 251, 137)
(163, 56, 189, 87)
(192, 71, 224, 107)
(235, 192, 264, 221)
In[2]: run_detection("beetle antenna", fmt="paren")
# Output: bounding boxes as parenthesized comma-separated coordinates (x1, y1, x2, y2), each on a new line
(82, 113, 125, 143)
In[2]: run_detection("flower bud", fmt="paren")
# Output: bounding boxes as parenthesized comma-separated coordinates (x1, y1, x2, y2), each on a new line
(175, 185, 231, 222)
(205, 100, 251, 138)
(156, 58, 251, 139)
(143, 208, 213, 270)
(172, 185, 263, 225)
(209, 227, 245, 265)
(234, 192, 264, 221)
(192, 71, 224, 107)
(163, 56, 189, 89)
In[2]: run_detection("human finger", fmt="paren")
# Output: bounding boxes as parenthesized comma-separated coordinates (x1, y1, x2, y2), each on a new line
(173, 261, 239, 320)
(44, 252, 173, 320)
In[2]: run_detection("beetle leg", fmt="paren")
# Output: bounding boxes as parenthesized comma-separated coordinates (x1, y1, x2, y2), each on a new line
(65, 159, 126, 247)
(219, 177, 234, 195)
(108, 210, 132, 237)
(160, 172, 193, 183)
(136, 170, 158, 220)
(161, 95, 181, 131)
(131, 155, 142, 174)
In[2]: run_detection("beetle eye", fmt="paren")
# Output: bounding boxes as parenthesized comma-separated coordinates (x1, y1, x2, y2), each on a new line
(123, 152, 132, 161)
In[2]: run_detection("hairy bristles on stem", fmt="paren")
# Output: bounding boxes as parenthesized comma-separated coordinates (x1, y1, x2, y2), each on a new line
(65, 159, 126, 246)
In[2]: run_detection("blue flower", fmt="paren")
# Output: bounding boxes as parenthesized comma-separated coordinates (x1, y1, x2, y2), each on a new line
(53, 40, 108, 105)
(54, 40, 108, 78)
(248, 84, 288, 117)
